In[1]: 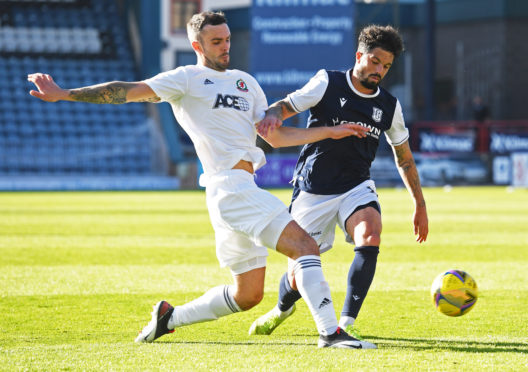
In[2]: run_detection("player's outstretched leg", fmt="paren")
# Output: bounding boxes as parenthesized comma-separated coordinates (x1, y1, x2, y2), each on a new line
(135, 300, 175, 343)
(249, 272, 300, 335)
(318, 327, 377, 349)
(135, 285, 241, 343)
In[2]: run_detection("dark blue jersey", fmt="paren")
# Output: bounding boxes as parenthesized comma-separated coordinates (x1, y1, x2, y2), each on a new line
(287, 69, 408, 195)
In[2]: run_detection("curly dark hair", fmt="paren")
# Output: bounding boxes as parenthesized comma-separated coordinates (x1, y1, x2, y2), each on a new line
(187, 11, 227, 42)
(358, 25, 404, 58)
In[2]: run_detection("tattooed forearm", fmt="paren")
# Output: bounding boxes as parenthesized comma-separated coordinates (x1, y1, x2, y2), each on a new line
(69, 82, 133, 104)
(265, 102, 284, 120)
(280, 100, 296, 116)
(265, 99, 296, 120)
(393, 142, 426, 207)
(137, 96, 161, 103)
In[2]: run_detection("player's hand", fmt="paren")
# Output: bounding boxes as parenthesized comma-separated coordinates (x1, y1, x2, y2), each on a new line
(256, 115, 283, 138)
(329, 123, 369, 139)
(413, 205, 428, 243)
(27, 73, 68, 102)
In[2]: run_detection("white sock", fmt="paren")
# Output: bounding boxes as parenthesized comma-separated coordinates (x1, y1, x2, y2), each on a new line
(168, 285, 241, 329)
(339, 316, 356, 329)
(293, 255, 338, 336)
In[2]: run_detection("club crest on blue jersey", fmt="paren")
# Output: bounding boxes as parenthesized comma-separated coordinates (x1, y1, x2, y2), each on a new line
(372, 107, 383, 122)
(236, 79, 248, 92)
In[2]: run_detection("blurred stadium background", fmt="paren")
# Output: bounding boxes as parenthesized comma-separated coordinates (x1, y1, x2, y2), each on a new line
(0, 0, 527, 191)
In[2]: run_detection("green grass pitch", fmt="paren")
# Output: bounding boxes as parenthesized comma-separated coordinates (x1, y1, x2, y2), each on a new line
(1, 187, 527, 371)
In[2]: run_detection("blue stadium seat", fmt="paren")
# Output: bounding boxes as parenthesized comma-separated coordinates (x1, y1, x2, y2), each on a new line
(0, 1, 156, 180)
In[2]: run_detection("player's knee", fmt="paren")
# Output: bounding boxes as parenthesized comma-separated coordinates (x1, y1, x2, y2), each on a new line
(361, 233, 381, 247)
(294, 227, 320, 257)
(236, 289, 264, 311)
(299, 237, 319, 256)
(276, 221, 320, 259)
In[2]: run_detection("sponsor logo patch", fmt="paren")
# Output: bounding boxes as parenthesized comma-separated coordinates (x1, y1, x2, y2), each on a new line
(213, 94, 250, 111)
(332, 117, 381, 139)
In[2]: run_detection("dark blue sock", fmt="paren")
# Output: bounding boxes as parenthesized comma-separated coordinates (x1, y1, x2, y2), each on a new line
(277, 272, 301, 312)
(342, 246, 379, 319)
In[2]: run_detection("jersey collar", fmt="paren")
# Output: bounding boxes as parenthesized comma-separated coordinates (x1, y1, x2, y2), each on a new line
(346, 69, 380, 98)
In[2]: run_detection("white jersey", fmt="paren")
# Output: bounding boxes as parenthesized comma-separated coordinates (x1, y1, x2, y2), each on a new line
(144, 65, 268, 175)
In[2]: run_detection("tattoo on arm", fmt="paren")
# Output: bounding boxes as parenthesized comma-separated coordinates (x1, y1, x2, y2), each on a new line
(394, 144, 426, 208)
(136, 96, 161, 103)
(279, 100, 296, 116)
(69, 82, 135, 104)
(265, 99, 296, 120)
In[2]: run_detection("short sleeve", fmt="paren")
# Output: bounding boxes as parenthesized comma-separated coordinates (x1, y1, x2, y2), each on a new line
(143, 67, 187, 103)
(384, 100, 409, 146)
(252, 78, 268, 123)
(286, 69, 329, 113)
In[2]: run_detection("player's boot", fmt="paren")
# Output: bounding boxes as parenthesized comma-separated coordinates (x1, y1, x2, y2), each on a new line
(248, 304, 296, 335)
(344, 325, 364, 340)
(318, 327, 377, 349)
(135, 300, 175, 343)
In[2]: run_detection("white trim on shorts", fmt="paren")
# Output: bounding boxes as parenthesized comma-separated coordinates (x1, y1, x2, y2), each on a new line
(229, 256, 268, 275)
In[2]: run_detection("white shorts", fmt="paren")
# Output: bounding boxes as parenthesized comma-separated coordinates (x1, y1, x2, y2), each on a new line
(205, 169, 293, 273)
(290, 180, 380, 254)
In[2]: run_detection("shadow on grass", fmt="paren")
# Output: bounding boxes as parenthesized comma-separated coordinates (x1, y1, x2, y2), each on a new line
(367, 336, 528, 354)
(152, 336, 528, 353)
(152, 340, 315, 347)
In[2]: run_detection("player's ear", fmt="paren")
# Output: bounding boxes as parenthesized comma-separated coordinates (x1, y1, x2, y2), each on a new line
(355, 51, 363, 62)
(191, 40, 203, 54)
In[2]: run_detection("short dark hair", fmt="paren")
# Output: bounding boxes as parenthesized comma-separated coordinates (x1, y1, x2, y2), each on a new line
(358, 25, 404, 58)
(187, 11, 227, 42)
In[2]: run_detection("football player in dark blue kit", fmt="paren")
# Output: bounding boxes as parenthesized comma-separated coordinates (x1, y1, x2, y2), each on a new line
(249, 25, 429, 347)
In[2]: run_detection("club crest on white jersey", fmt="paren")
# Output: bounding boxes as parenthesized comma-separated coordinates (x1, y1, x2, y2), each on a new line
(236, 79, 248, 92)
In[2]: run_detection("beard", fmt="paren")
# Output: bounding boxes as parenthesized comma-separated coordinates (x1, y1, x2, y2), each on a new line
(360, 78, 379, 90)
(358, 72, 382, 91)
(204, 53, 230, 72)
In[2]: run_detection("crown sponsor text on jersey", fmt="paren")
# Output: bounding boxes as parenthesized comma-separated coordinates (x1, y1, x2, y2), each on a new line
(213, 94, 250, 111)
(332, 117, 381, 138)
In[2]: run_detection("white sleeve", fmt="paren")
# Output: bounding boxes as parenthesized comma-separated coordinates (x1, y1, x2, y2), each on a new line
(286, 69, 329, 113)
(384, 100, 409, 146)
(143, 67, 187, 103)
(251, 77, 268, 123)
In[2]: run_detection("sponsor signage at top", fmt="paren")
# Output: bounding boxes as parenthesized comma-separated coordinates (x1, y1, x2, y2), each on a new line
(251, 0, 355, 94)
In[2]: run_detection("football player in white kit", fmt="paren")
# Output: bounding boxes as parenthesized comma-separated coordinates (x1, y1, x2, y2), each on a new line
(27, 11, 375, 348)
